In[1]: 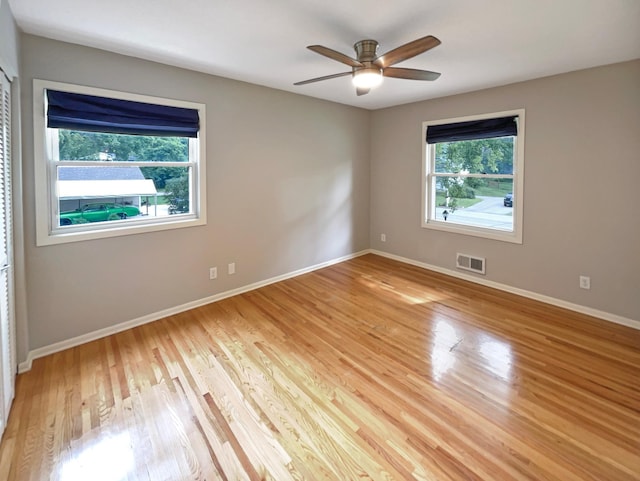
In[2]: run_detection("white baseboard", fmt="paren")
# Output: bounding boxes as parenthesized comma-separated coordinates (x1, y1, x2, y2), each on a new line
(19, 248, 638, 373)
(18, 250, 370, 373)
(370, 249, 640, 331)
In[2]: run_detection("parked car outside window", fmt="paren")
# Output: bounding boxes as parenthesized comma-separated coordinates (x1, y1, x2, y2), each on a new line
(59, 203, 141, 226)
(504, 192, 513, 207)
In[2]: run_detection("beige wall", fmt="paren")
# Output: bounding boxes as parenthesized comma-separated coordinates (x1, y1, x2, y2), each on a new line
(370, 60, 640, 321)
(0, 0, 19, 79)
(20, 34, 371, 352)
(16, 31, 640, 359)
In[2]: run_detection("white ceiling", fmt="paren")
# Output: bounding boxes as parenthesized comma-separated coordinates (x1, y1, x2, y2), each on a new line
(8, 0, 640, 110)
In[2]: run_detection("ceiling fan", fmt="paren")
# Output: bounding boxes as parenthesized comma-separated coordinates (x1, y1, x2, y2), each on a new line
(294, 35, 441, 96)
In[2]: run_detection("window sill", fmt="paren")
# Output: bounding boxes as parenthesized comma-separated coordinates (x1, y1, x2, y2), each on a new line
(36, 215, 206, 246)
(422, 219, 522, 244)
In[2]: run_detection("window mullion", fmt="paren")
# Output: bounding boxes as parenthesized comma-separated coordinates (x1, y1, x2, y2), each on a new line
(55, 160, 193, 168)
(433, 173, 514, 179)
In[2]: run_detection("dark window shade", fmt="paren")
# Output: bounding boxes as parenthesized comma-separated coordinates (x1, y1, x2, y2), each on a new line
(46, 90, 200, 137)
(426, 116, 517, 144)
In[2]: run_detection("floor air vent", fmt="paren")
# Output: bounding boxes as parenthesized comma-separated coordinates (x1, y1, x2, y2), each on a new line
(456, 253, 486, 275)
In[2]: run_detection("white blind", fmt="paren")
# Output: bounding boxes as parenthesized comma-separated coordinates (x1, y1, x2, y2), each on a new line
(0, 70, 15, 437)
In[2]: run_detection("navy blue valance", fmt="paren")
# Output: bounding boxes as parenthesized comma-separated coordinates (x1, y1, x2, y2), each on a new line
(46, 90, 200, 137)
(426, 116, 517, 144)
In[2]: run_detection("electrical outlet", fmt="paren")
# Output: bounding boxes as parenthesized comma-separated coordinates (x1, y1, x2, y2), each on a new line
(228, 262, 236, 275)
(381, 233, 386, 242)
(579, 276, 590, 290)
(209, 267, 217, 280)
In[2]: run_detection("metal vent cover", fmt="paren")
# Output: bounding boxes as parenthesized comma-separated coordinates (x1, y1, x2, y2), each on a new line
(456, 253, 486, 275)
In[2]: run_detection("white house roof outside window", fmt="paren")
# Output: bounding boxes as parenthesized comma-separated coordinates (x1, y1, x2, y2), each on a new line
(58, 166, 157, 200)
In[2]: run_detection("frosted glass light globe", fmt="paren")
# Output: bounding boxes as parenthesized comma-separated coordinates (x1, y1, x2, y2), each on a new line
(352, 68, 383, 89)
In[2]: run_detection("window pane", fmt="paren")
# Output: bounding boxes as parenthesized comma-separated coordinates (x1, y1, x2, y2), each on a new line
(58, 130, 189, 162)
(57, 165, 190, 226)
(434, 136, 514, 174)
(433, 176, 514, 231)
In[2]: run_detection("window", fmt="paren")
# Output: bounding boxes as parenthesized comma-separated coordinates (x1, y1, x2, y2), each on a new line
(422, 109, 524, 243)
(33, 80, 206, 246)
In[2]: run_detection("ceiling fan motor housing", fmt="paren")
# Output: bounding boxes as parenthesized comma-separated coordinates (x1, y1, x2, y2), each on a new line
(354, 39, 379, 62)
(353, 39, 382, 83)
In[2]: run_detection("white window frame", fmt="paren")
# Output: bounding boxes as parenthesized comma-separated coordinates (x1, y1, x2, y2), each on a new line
(33, 79, 206, 246)
(422, 109, 525, 244)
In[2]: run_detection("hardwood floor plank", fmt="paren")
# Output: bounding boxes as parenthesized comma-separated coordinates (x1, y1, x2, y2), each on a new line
(1, 254, 638, 480)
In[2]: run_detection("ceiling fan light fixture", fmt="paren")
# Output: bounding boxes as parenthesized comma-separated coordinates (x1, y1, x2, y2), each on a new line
(352, 67, 383, 89)
(295, 35, 441, 96)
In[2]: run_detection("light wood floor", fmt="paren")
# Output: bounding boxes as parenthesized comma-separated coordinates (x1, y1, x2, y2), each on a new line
(1, 254, 638, 480)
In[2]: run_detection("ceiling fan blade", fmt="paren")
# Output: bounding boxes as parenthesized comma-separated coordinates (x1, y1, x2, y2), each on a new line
(307, 45, 363, 68)
(374, 35, 441, 68)
(294, 71, 352, 86)
(383, 67, 441, 81)
(356, 87, 370, 96)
